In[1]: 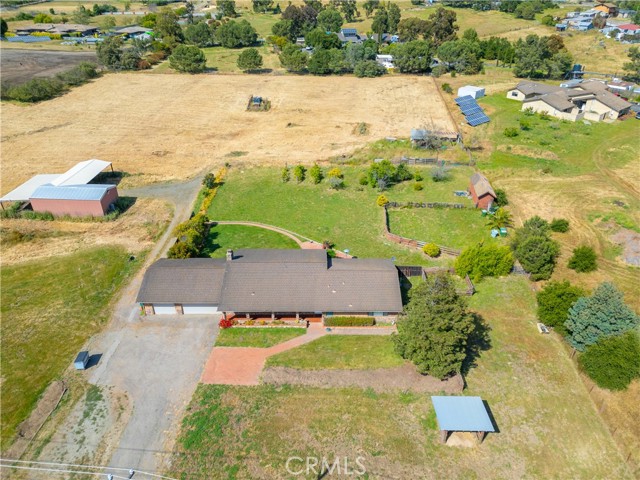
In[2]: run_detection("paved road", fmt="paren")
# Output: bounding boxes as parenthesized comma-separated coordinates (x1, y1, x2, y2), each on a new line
(90, 315, 219, 472)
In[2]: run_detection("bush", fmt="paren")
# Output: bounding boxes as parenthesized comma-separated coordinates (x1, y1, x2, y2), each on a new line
(281, 166, 290, 182)
(328, 177, 345, 190)
(413, 172, 423, 182)
(536, 281, 585, 335)
(219, 318, 236, 329)
(309, 164, 323, 184)
(519, 119, 531, 131)
(376, 194, 389, 207)
(455, 243, 514, 282)
(202, 173, 216, 189)
(327, 167, 343, 179)
(413, 182, 423, 191)
(237, 47, 263, 71)
(579, 331, 640, 391)
(293, 164, 306, 183)
(423, 243, 440, 257)
(354, 60, 386, 77)
(2, 77, 66, 103)
(324, 316, 375, 327)
(568, 246, 597, 273)
(431, 166, 450, 182)
(358, 174, 368, 186)
(169, 44, 206, 73)
(441, 82, 453, 94)
(494, 188, 509, 207)
(511, 216, 559, 281)
(550, 218, 569, 233)
(504, 127, 519, 137)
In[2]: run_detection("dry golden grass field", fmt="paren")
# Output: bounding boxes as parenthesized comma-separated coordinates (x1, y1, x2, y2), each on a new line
(0, 73, 455, 191)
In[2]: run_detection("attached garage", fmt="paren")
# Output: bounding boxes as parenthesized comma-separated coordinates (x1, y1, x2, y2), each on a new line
(152, 304, 177, 315)
(136, 258, 226, 316)
(182, 304, 218, 314)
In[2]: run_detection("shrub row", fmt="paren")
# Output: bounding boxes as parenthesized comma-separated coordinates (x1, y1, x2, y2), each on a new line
(324, 316, 375, 327)
(1, 62, 99, 103)
(167, 213, 208, 258)
(199, 167, 226, 214)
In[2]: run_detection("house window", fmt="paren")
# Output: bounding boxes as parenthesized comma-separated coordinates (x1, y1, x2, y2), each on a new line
(325, 312, 334, 317)
(511, 92, 518, 97)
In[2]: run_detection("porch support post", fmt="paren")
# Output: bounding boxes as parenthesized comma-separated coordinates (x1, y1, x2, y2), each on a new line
(271, 312, 275, 320)
(440, 430, 448, 444)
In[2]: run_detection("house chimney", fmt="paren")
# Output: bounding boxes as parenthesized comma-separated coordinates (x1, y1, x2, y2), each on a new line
(226, 249, 233, 261)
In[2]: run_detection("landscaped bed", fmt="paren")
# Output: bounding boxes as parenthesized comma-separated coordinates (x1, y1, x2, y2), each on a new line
(265, 335, 405, 370)
(215, 327, 306, 348)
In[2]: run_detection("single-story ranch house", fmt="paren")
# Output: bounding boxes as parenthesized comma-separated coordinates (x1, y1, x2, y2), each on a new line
(136, 249, 403, 321)
(507, 80, 632, 122)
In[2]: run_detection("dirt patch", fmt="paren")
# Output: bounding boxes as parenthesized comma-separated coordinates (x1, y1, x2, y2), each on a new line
(446, 432, 478, 448)
(4, 380, 66, 459)
(261, 365, 464, 393)
(610, 228, 640, 267)
(36, 385, 132, 467)
(496, 144, 559, 160)
(0, 49, 99, 86)
(0, 198, 171, 265)
(1, 73, 456, 190)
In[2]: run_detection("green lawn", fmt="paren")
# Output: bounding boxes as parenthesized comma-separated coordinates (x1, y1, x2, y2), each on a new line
(215, 327, 306, 348)
(170, 278, 631, 479)
(202, 44, 281, 73)
(207, 165, 481, 265)
(479, 94, 639, 176)
(0, 246, 143, 445)
(266, 335, 405, 370)
(388, 207, 505, 250)
(202, 224, 299, 258)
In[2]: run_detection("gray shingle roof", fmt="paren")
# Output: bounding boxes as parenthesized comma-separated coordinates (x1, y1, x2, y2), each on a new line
(470, 173, 496, 199)
(592, 90, 632, 112)
(218, 250, 402, 313)
(136, 250, 403, 313)
(526, 92, 575, 112)
(514, 81, 562, 96)
(136, 258, 226, 304)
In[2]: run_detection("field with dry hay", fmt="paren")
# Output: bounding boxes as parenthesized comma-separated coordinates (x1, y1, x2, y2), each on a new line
(0, 73, 455, 191)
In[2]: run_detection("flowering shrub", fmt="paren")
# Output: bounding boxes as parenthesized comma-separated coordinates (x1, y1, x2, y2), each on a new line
(219, 318, 235, 329)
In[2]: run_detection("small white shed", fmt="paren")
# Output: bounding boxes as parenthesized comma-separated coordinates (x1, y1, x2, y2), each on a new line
(457, 85, 485, 99)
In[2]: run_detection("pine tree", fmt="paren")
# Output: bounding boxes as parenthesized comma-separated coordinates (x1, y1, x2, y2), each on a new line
(393, 273, 474, 379)
(565, 282, 639, 351)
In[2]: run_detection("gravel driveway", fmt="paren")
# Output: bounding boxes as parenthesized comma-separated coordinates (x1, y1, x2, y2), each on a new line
(89, 314, 219, 473)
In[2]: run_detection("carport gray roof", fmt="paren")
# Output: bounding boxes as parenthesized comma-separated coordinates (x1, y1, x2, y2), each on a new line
(136, 258, 226, 304)
(217, 249, 403, 313)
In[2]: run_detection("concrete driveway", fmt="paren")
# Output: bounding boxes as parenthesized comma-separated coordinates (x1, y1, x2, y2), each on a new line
(89, 314, 219, 472)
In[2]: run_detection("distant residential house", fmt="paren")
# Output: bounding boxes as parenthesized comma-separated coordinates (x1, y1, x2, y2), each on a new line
(469, 173, 496, 210)
(607, 79, 635, 93)
(369, 33, 399, 44)
(16, 23, 99, 36)
(115, 26, 153, 38)
(509, 80, 632, 122)
(338, 28, 365, 44)
(593, 3, 617, 16)
(375, 54, 394, 69)
(618, 9, 637, 18)
(556, 23, 567, 31)
(617, 23, 640, 36)
(506, 81, 562, 101)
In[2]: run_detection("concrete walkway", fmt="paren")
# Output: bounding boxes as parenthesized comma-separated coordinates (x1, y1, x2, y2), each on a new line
(201, 324, 396, 385)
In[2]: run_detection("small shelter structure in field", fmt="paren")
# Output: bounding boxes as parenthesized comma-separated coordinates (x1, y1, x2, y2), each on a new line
(469, 173, 496, 210)
(457, 85, 485, 99)
(247, 95, 271, 112)
(431, 396, 495, 444)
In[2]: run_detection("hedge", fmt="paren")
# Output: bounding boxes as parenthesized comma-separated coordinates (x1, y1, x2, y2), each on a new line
(324, 316, 375, 327)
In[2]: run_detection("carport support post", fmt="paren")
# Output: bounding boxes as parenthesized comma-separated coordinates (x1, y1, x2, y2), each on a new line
(476, 431, 486, 443)
(440, 430, 449, 444)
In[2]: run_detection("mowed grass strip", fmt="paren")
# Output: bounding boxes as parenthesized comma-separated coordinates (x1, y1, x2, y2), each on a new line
(215, 327, 306, 348)
(266, 335, 405, 370)
(0, 246, 142, 444)
(202, 224, 299, 258)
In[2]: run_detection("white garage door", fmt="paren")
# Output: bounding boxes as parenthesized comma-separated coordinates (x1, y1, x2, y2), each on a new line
(153, 304, 177, 315)
(182, 304, 219, 314)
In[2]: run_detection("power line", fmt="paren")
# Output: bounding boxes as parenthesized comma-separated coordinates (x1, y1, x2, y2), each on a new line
(0, 459, 177, 480)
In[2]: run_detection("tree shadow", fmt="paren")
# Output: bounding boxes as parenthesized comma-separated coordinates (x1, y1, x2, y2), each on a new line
(462, 313, 492, 376)
(200, 226, 220, 257)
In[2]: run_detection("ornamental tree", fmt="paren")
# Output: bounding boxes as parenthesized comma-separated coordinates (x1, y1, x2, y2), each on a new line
(393, 272, 474, 379)
(565, 282, 639, 351)
(536, 280, 585, 335)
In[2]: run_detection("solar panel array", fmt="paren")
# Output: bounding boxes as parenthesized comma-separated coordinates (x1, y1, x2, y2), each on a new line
(454, 95, 490, 127)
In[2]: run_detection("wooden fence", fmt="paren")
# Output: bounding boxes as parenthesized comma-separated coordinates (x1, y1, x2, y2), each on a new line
(393, 156, 473, 167)
(386, 201, 467, 209)
(397, 265, 475, 296)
